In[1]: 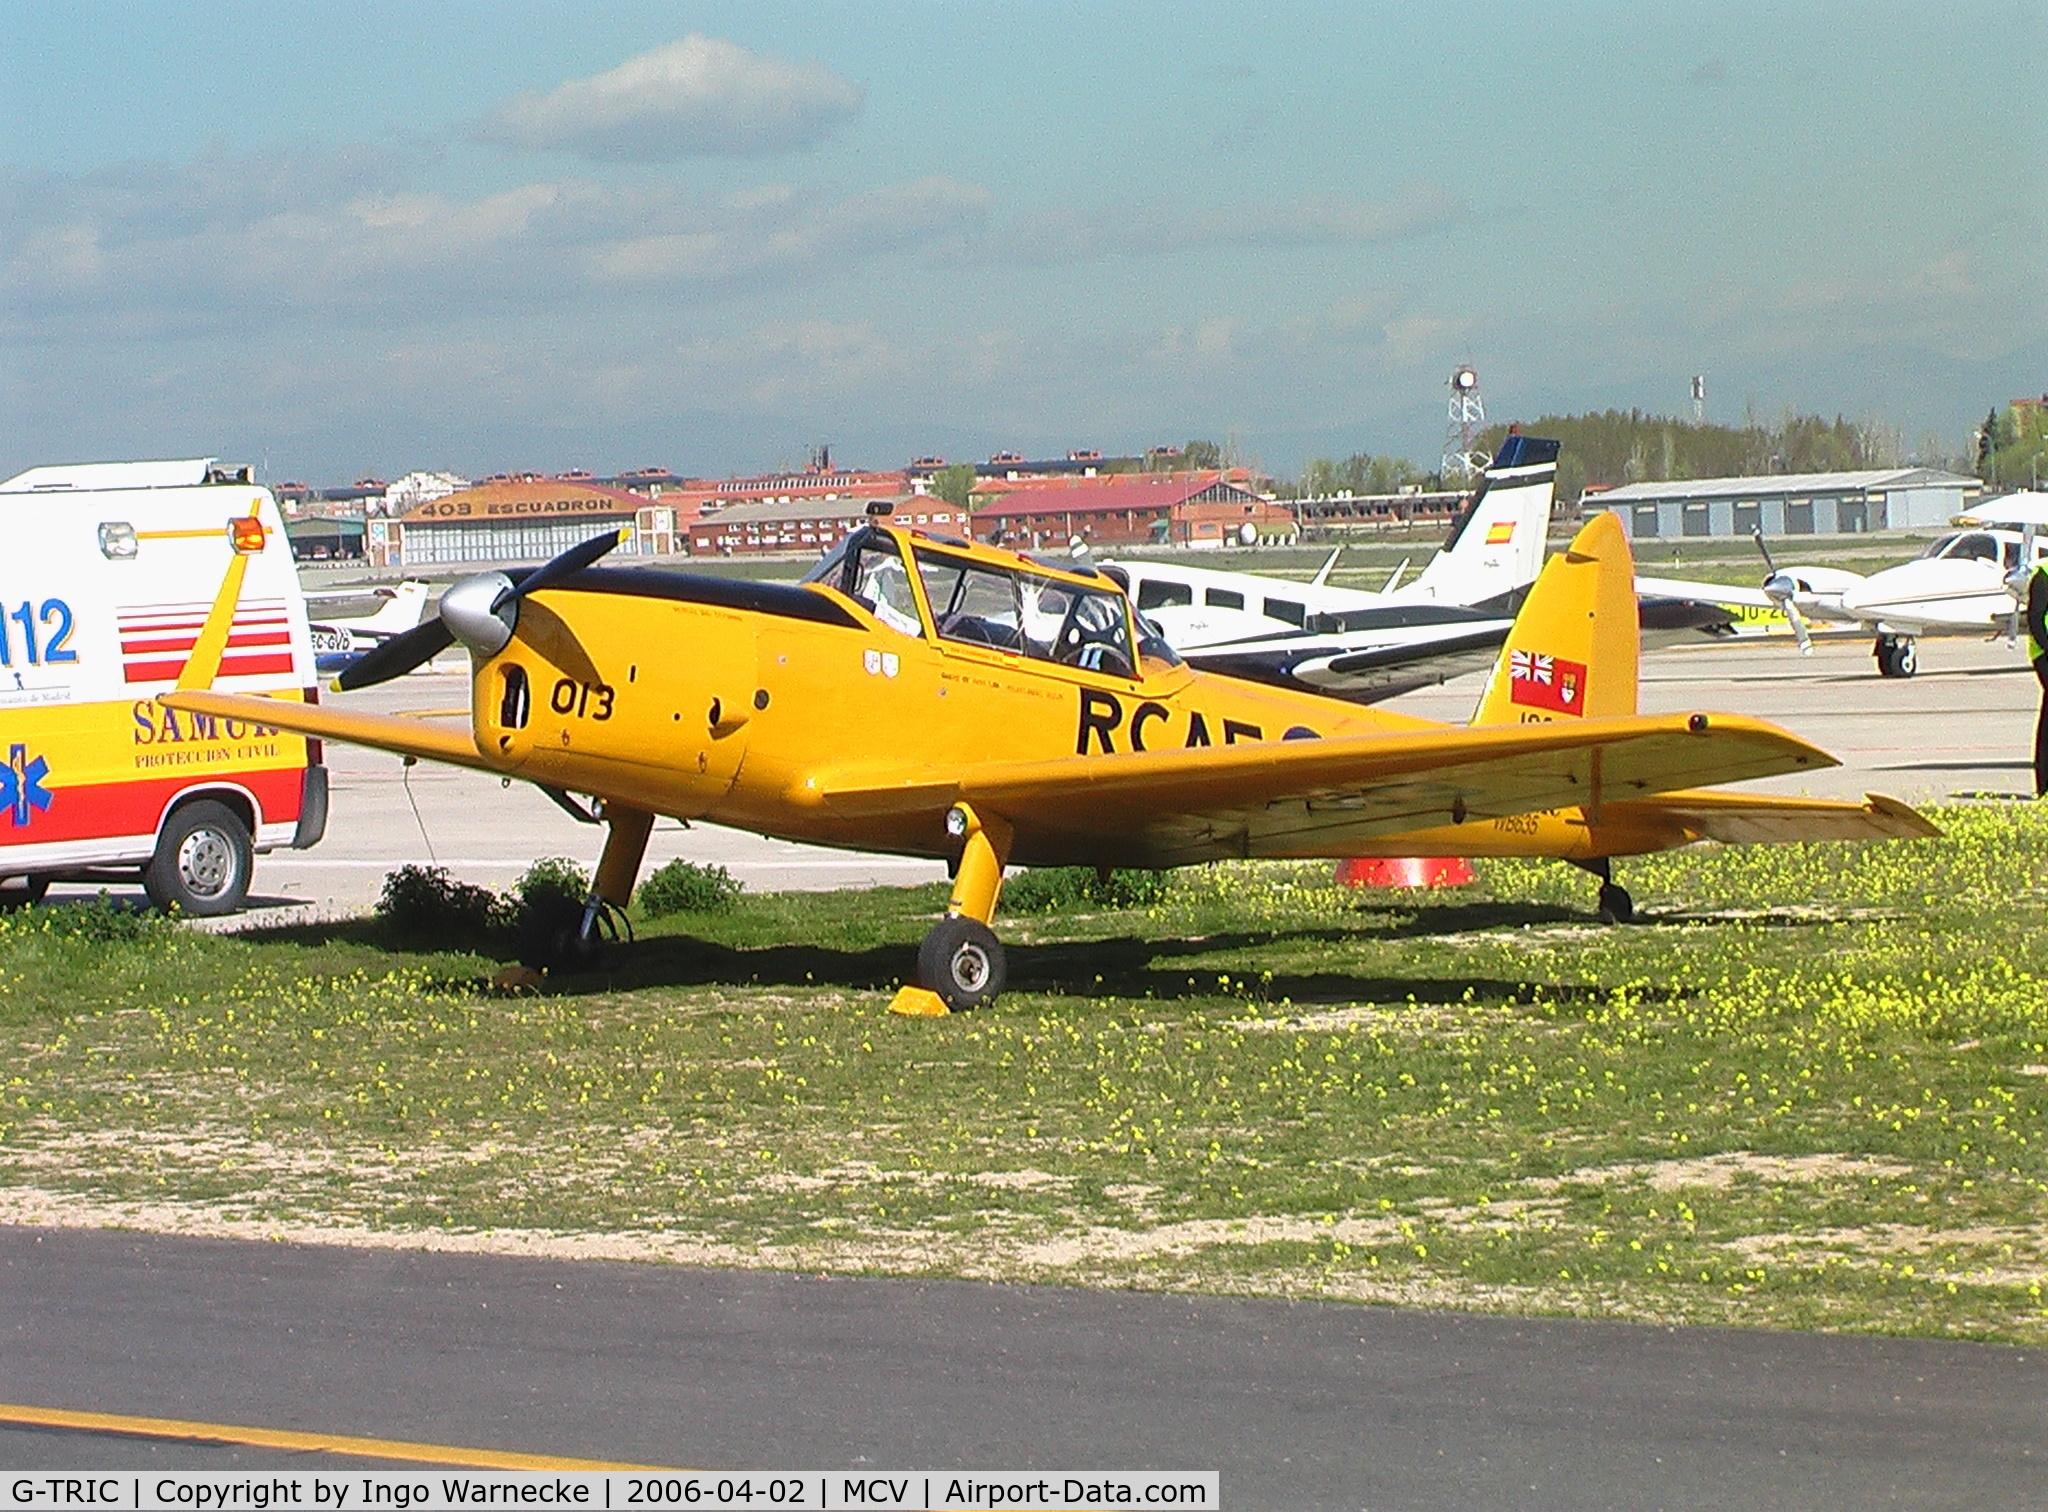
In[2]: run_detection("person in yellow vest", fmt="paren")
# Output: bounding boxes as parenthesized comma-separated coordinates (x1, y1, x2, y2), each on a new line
(2028, 558, 2048, 796)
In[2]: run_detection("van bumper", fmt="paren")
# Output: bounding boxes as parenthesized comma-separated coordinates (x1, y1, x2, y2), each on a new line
(292, 764, 329, 849)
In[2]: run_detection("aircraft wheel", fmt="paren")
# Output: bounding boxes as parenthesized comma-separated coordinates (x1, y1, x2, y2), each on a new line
(918, 915, 1007, 1011)
(1875, 636, 1917, 678)
(143, 800, 252, 917)
(519, 892, 601, 974)
(1597, 881, 1635, 924)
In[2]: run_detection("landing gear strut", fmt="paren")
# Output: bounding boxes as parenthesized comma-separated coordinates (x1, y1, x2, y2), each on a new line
(1874, 633, 1917, 678)
(521, 804, 653, 973)
(893, 803, 1012, 1015)
(1574, 856, 1634, 924)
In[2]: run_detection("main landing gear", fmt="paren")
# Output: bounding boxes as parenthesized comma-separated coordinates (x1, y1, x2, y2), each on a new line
(1874, 633, 1918, 678)
(892, 803, 1013, 1015)
(1573, 856, 1634, 924)
(520, 804, 653, 973)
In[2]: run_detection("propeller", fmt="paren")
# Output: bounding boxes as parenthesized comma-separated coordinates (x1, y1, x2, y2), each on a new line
(335, 527, 628, 691)
(1752, 526, 1813, 656)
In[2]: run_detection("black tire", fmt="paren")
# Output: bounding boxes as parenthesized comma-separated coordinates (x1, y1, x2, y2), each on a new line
(518, 891, 600, 973)
(1892, 639, 1917, 677)
(1597, 881, 1635, 925)
(0, 876, 49, 911)
(917, 915, 1008, 1011)
(143, 800, 252, 917)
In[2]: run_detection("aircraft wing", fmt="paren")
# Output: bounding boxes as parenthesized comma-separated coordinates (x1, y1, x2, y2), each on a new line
(159, 690, 495, 773)
(1602, 789, 1940, 845)
(813, 711, 1841, 865)
(1634, 574, 1776, 610)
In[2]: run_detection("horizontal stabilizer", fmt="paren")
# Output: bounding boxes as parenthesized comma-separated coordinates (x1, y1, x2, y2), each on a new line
(1604, 789, 1940, 846)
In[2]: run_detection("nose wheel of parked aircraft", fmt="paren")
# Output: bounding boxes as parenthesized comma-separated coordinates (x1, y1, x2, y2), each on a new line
(1874, 634, 1917, 678)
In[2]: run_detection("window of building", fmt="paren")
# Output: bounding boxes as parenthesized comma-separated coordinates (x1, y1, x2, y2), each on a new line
(1732, 501, 1761, 537)
(1785, 500, 1815, 534)
(1836, 501, 1867, 534)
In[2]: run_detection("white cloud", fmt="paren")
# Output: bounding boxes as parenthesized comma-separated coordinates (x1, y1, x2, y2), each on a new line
(0, 152, 988, 341)
(476, 36, 864, 161)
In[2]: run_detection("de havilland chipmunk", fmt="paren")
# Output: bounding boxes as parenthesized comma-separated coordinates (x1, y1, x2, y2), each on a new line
(161, 503, 1935, 1014)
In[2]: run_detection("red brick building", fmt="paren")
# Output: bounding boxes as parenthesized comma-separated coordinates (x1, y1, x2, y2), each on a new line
(972, 472, 1296, 549)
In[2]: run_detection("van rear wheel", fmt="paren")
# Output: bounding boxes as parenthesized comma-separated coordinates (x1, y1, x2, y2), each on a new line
(144, 800, 252, 917)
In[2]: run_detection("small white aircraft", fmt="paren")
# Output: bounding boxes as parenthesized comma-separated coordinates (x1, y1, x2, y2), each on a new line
(1097, 434, 1559, 702)
(1637, 495, 2048, 677)
(304, 581, 434, 675)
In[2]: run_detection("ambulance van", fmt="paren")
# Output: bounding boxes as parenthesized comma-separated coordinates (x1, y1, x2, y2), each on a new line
(0, 458, 327, 914)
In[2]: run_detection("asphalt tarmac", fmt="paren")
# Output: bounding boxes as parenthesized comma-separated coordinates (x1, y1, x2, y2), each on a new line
(3, 1227, 2044, 1510)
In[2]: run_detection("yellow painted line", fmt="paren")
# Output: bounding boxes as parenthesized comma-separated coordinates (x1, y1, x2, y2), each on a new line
(0, 1402, 675, 1470)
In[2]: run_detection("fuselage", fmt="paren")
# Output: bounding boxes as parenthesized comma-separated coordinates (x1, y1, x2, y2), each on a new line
(464, 530, 1456, 868)
(1837, 528, 2046, 633)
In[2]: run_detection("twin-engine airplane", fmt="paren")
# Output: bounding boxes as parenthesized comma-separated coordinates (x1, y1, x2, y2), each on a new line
(162, 508, 1934, 1014)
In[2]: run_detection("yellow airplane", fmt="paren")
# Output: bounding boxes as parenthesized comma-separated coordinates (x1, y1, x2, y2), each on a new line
(162, 509, 1934, 1014)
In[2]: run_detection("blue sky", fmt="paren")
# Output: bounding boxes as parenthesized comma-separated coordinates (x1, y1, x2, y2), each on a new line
(3, 1, 2039, 483)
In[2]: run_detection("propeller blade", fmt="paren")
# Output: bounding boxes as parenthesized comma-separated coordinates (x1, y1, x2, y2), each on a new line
(1751, 525, 1780, 580)
(337, 530, 625, 692)
(335, 617, 455, 691)
(500, 527, 630, 608)
(1784, 599, 1813, 655)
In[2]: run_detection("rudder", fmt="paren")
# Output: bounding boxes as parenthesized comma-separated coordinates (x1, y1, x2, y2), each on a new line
(1471, 510, 1638, 725)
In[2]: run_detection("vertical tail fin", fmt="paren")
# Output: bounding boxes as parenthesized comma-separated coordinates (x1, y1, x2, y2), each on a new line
(1408, 433, 1558, 607)
(1471, 510, 1639, 726)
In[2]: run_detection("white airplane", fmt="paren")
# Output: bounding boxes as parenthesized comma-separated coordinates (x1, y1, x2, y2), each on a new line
(1097, 434, 1560, 702)
(1637, 495, 2048, 677)
(304, 581, 434, 675)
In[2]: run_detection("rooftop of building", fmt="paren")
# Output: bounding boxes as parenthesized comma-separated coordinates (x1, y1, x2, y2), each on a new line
(1593, 467, 1979, 504)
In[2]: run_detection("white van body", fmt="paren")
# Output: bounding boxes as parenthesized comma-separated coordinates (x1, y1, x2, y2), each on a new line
(0, 459, 326, 911)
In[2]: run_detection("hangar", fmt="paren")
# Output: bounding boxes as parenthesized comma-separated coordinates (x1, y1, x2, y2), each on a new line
(1594, 467, 1981, 540)
(379, 478, 683, 568)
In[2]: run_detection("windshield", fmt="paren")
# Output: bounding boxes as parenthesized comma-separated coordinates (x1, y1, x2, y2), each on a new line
(914, 547, 1134, 676)
(1944, 533, 2000, 563)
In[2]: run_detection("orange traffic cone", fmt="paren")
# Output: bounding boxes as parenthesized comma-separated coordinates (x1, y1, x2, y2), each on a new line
(1334, 856, 1476, 888)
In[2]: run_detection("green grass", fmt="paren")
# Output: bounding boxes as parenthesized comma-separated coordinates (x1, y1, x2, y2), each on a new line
(3, 804, 2046, 1341)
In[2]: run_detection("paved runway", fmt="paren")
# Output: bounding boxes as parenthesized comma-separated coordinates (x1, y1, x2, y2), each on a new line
(4, 1227, 2044, 1509)
(1387, 631, 2041, 805)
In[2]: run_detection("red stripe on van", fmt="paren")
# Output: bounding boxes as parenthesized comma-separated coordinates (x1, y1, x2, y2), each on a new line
(0, 766, 303, 848)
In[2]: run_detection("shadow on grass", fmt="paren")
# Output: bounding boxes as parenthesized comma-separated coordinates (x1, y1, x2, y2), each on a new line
(540, 921, 1670, 1010)
(219, 894, 1761, 1008)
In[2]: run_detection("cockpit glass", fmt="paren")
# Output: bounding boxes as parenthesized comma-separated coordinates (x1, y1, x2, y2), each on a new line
(847, 534, 924, 639)
(913, 547, 1135, 676)
(800, 534, 854, 586)
(1946, 533, 1999, 563)
(1918, 533, 1958, 560)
